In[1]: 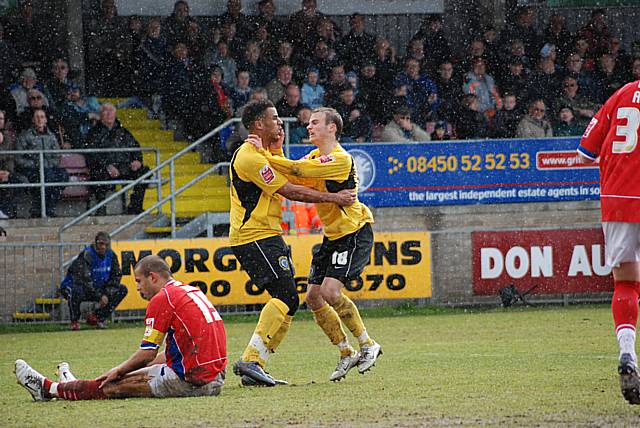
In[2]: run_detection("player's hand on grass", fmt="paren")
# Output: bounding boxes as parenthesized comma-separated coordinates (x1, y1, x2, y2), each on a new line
(334, 189, 357, 206)
(96, 366, 121, 388)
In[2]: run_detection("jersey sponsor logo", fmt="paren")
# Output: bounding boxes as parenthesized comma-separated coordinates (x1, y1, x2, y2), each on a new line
(318, 154, 335, 164)
(278, 255, 290, 271)
(260, 164, 275, 183)
(144, 317, 154, 337)
(583, 117, 598, 138)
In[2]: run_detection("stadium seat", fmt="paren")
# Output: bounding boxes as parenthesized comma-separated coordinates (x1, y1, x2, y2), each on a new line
(59, 153, 90, 201)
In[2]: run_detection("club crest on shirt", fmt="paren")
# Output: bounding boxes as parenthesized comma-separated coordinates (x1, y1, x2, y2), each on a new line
(144, 317, 154, 337)
(278, 256, 290, 270)
(318, 154, 335, 164)
(583, 117, 598, 138)
(260, 164, 275, 183)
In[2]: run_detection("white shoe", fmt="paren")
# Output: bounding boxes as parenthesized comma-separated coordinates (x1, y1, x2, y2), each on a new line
(358, 341, 382, 374)
(57, 362, 77, 382)
(330, 351, 360, 381)
(14, 359, 49, 401)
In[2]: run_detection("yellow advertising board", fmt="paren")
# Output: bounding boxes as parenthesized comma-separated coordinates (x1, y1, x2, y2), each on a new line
(112, 231, 431, 310)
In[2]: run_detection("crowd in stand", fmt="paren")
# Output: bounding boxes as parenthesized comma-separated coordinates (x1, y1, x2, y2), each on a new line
(0, 0, 638, 218)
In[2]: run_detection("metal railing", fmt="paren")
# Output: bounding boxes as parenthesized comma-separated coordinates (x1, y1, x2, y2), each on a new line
(0, 147, 162, 218)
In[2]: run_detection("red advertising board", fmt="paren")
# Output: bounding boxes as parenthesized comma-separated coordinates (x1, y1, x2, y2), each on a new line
(472, 228, 613, 295)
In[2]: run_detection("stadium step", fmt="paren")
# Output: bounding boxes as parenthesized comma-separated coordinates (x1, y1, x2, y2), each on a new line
(35, 298, 61, 305)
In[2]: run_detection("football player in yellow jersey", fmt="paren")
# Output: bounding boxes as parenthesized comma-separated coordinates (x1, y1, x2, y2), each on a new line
(250, 107, 382, 382)
(230, 100, 357, 386)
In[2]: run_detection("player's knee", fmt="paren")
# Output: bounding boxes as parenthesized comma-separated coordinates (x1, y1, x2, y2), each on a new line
(321, 286, 342, 306)
(270, 277, 300, 315)
(305, 285, 324, 310)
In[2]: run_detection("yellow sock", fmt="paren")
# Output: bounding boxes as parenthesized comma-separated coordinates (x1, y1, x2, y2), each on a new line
(267, 314, 293, 353)
(241, 298, 288, 366)
(313, 303, 348, 347)
(332, 294, 373, 347)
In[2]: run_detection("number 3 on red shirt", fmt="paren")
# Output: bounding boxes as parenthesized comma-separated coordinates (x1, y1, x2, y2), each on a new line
(613, 107, 640, 153)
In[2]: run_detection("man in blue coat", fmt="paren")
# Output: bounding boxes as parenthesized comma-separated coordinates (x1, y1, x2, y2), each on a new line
(60, 232, 128, 330)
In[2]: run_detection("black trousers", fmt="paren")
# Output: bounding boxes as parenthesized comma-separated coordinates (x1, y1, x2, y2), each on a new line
(61, 282, 128, 322)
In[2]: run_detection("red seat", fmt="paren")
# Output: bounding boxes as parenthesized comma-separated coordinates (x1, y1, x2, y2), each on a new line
(59, 154, 90, 200)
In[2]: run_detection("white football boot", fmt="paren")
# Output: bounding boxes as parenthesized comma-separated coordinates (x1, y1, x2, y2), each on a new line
(15, 359, 50, 401)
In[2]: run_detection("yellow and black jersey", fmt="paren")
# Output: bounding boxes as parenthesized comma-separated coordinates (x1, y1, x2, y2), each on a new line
(229, 143, 289, 246)
(262, 143, 374, 240)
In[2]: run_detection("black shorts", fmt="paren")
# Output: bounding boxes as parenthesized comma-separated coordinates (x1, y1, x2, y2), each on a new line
(232, 235, 295, 287)
(308, 223, 373, 285)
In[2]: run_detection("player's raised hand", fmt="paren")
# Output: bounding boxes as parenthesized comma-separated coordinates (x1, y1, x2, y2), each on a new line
(334, 189, 357, 206)
(245, 134, 263, 149)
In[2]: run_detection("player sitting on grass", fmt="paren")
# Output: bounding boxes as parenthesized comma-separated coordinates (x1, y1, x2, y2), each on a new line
(14, 255, 227, 401)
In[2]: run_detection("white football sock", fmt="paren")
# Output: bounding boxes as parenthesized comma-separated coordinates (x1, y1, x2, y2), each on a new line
(617, 328, 637, 365)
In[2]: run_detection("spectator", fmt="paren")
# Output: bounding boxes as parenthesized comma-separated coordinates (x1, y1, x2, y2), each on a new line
(394, 58, 439, 125)
(193, 66, 232, 162)
(573, 37, 596, 72)
(301, 67, 325, 109)
(380, 104, 430, 142)
(288, 0, 326, 52)
(553, 105, 583, 137)
(410, 14, 451, 75)
(338, 13, 376, 72)
(323, 62, 349, 106)
(61, 84, 101, 145)
(4, 0, 61, 69)
(607, 36, 632, 78)
(236, 41, 274, 89)
(527, 57, 563, 110)
(373, 38, 397, 83)
(543, 14, 573, 65)
(230, 70, 253, 113)
(15, 109, 68, 217)
(454, 94, 488, 140)
(332, 85, 371, 143)
(491, 93, 522, 139)
(499, 6, 541, 59)
(162, 42, 197, 137)
(633, 58, 640, 82)
(45, 59, 73, 113)
(403, 38, 428, 72)
(306, 17, 340, 59)
(554, 76, 598, 128)
(504, 39, 533, 74)
(576, 9, 611, 60)
(217, 0, 253, 43)
(289, 106, 312, 144)
(133, 18, 168, 118)
(300, 40, 335, 83)
(183, 20, 209, 65)
(270, 41, 298, 74)
(358, 61, 391, 125)
(497, 55, 529, 101)
(84, 0, 131, 96)
(460, 39, 488, 75)
(434, 60, 462, 124)
(595, 53, 626, 103)
(266, 64, 294, 104)
(276, 83, 304, 119)
(516, 99, 553, 138)
(430, 120, 450, 141)
(0, 111, 17, 218)
(254, 0, 287, 43)
(0, 23, 20, 88)
(481, 26, 501, 74)
(462, 57, 501, 119)
(203, 40, 238, 89)
(15, 88, 59, 134)
(59, 231, 128, 330)
(10, 68, 49, 116)
(565, 52, 598, 102)
(163, 0, 193, 48)
(84, 104, 149, 215)
(346, 71, 359, 97)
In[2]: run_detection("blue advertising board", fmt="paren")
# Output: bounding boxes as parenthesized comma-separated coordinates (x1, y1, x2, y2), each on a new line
(287, 137, 600, 208)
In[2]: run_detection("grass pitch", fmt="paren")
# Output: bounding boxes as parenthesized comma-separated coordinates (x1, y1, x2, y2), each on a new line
(2, 304, 640, 427)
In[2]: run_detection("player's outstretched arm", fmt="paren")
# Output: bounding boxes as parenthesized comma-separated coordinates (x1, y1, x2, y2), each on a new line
(277, 182, 356, 206)
(96, 348, 158, 388)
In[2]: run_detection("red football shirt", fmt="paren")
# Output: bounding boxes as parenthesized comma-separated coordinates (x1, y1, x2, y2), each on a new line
(578, 80, 640, 222)
(141, 279, 227, 385)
